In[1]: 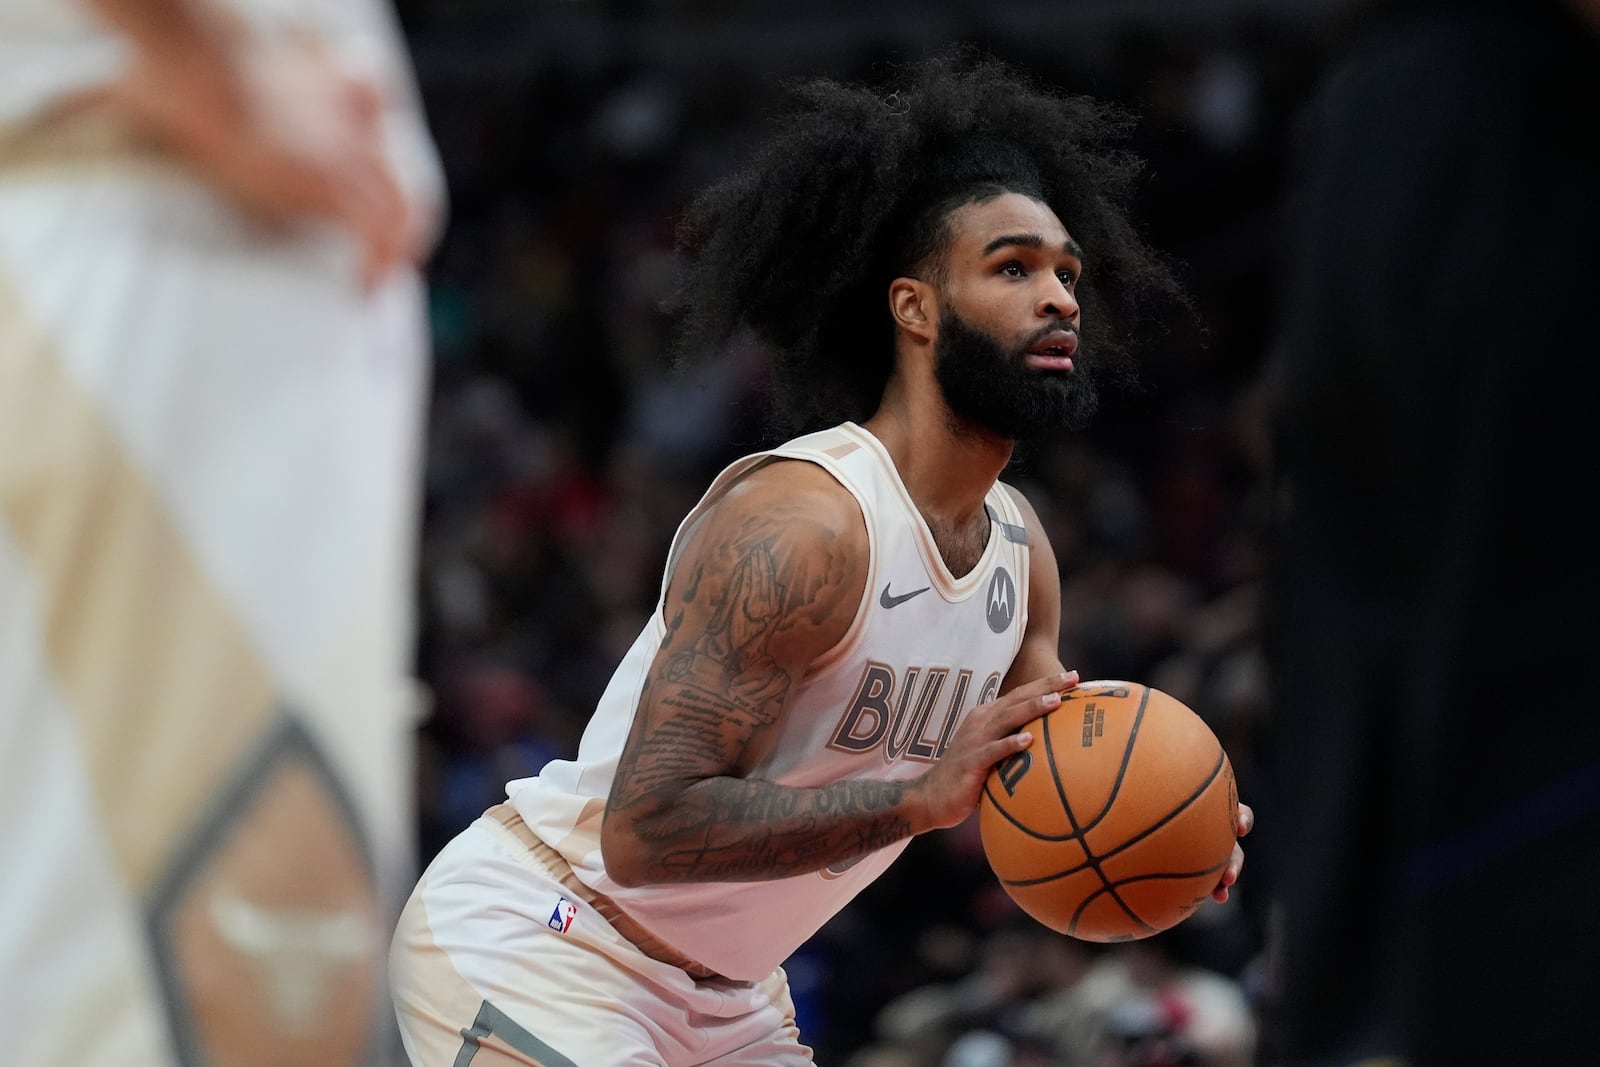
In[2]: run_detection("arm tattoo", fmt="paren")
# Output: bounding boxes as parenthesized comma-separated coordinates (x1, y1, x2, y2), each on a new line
(645, 777, 915, 882)
(663, 543, 789, 724)
(609, 499, 910, 882)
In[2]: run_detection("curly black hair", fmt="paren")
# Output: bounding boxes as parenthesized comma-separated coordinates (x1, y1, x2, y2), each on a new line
(668, 49, 1188, 437)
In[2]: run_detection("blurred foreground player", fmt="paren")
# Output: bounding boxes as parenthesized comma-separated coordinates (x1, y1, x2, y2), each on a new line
(390, 54, 1251, 1066)
(1264, 1, 1600, 1063)
(0, 0, 442, 1063)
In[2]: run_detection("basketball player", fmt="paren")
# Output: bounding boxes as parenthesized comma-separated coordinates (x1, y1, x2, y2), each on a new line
(0, 0, 441, 1063)
(390, 54, 1252, 1065)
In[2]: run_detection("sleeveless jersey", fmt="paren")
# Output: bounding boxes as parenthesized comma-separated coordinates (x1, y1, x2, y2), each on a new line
(508, 421, 1032, 981)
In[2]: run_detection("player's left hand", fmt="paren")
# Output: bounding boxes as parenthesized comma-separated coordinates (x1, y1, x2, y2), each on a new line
(1211, 801, 1253, 903)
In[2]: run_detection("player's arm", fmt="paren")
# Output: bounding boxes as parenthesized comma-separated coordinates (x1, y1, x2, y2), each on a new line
(601, 462, 1072, 886)
(998, 484, 1253, 899)
(998, 484, 1071, 695)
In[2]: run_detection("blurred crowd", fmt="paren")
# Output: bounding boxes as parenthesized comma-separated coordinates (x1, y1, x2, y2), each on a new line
(395, 3, 1344, 1063)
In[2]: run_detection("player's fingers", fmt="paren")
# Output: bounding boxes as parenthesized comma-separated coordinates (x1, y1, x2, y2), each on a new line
(987, 687, 1060, 738)
(959, 672, 1072, 746)
(999, 670, 1076, 724)
(1211, 844, 1243, 903)
(1002, 670, 1077, 707)
(1237, 802, 1255, 837)
(979, 731, 1034, 770)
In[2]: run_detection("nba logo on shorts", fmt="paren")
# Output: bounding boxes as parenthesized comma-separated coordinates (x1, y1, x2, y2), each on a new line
(548, 897, 577, 934)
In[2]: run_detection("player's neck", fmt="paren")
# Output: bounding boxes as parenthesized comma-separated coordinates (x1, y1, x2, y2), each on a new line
(860, 400, 1012, 528)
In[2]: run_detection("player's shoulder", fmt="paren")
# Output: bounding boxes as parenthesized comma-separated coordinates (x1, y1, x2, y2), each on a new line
(706, 457, 869, 550)
(677, 458, 871, 641)
(727, 457, 863, 520)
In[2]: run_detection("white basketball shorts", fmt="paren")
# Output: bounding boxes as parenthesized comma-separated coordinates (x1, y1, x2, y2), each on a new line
(389, 810, 815, 1066)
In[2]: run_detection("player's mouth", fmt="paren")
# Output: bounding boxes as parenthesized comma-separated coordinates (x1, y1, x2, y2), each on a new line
(1023, 329, 1078, 372)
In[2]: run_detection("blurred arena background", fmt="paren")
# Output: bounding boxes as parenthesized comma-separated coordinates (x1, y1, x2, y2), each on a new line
(392, 2, 1354, 1063)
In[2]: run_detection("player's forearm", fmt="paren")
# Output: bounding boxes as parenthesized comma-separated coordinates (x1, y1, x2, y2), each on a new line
(603, 776, 927, 885)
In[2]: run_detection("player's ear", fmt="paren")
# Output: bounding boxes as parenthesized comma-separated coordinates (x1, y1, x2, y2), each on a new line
(888, 276, 937, 343)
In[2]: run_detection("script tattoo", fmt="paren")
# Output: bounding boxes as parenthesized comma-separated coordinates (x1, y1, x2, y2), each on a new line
(651, 780, 914, 881)
(608, 498, 915, 881)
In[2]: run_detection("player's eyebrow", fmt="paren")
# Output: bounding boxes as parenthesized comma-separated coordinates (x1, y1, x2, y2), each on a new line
(982, 233, 1086, 263)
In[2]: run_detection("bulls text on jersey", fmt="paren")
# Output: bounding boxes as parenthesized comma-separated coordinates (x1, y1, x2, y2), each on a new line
(827, 663, 1004, 762)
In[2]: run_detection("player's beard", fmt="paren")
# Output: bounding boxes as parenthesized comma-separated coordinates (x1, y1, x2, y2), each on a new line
(933, 308, 1101, 441)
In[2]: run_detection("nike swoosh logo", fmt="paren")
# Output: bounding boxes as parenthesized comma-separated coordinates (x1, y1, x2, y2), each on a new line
(879, 583, 931, 609)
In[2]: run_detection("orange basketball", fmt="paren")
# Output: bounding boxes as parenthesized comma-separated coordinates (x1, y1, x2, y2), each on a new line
(979, 680, 1239, 942)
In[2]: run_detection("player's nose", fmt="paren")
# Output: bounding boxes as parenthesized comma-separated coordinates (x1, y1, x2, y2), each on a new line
(1036, 279, 1080, 321)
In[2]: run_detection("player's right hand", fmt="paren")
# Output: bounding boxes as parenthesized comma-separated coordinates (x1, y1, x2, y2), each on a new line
(103, 26, 418, 286)
(908, 669, 1078, 832)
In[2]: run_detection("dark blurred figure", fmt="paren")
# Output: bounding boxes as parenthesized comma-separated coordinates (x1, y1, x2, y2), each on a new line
(1262, 1, 1600, 1064)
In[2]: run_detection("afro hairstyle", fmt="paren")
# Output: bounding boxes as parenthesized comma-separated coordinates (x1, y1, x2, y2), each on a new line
(668, 48, 1188, 436)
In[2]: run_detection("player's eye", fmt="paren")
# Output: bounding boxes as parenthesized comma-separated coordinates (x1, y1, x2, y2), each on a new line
(1057, 269, 1079, 288)
(999, 260, 1026, 277)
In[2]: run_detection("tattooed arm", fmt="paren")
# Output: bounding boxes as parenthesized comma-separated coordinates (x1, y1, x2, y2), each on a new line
(601, 460, 1073, 886)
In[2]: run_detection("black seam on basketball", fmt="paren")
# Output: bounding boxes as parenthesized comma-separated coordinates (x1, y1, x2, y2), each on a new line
(981, 779, 1089, 843)
(1079, 683, 1150, 906)
(1044, 684, 1148, 840)
(1002, 858, 1225, 897)
(985, 713, 1100, 844)
(1074, 855, 1232, 936)
(1001, 856, 1096, 886)
(1088, 860, 1232, 932)
(1086, 684, 1150, 834)
(1028, 685, 1151, 901)
(998, 743, 1226, 887)
(1092, 748, 1226, 864)
(1045, 703, 1088, 838)
(1059, 684, 1153, 839)
(1100, 859, 1232, 887)
(1069, 883, 1155, 938)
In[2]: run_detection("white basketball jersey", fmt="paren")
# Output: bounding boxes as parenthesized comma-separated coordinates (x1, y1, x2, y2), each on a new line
(508, 421, 1032, 981)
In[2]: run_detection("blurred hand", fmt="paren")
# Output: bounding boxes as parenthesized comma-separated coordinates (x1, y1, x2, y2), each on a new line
(909, 670, 1079, 831)
(103, 28, 417, 286)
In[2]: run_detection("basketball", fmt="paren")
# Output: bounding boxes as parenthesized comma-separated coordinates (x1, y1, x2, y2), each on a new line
(979, 680, 1239, 942)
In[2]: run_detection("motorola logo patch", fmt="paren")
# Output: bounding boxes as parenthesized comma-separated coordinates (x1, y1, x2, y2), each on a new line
(985, 568, 1016, 633)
